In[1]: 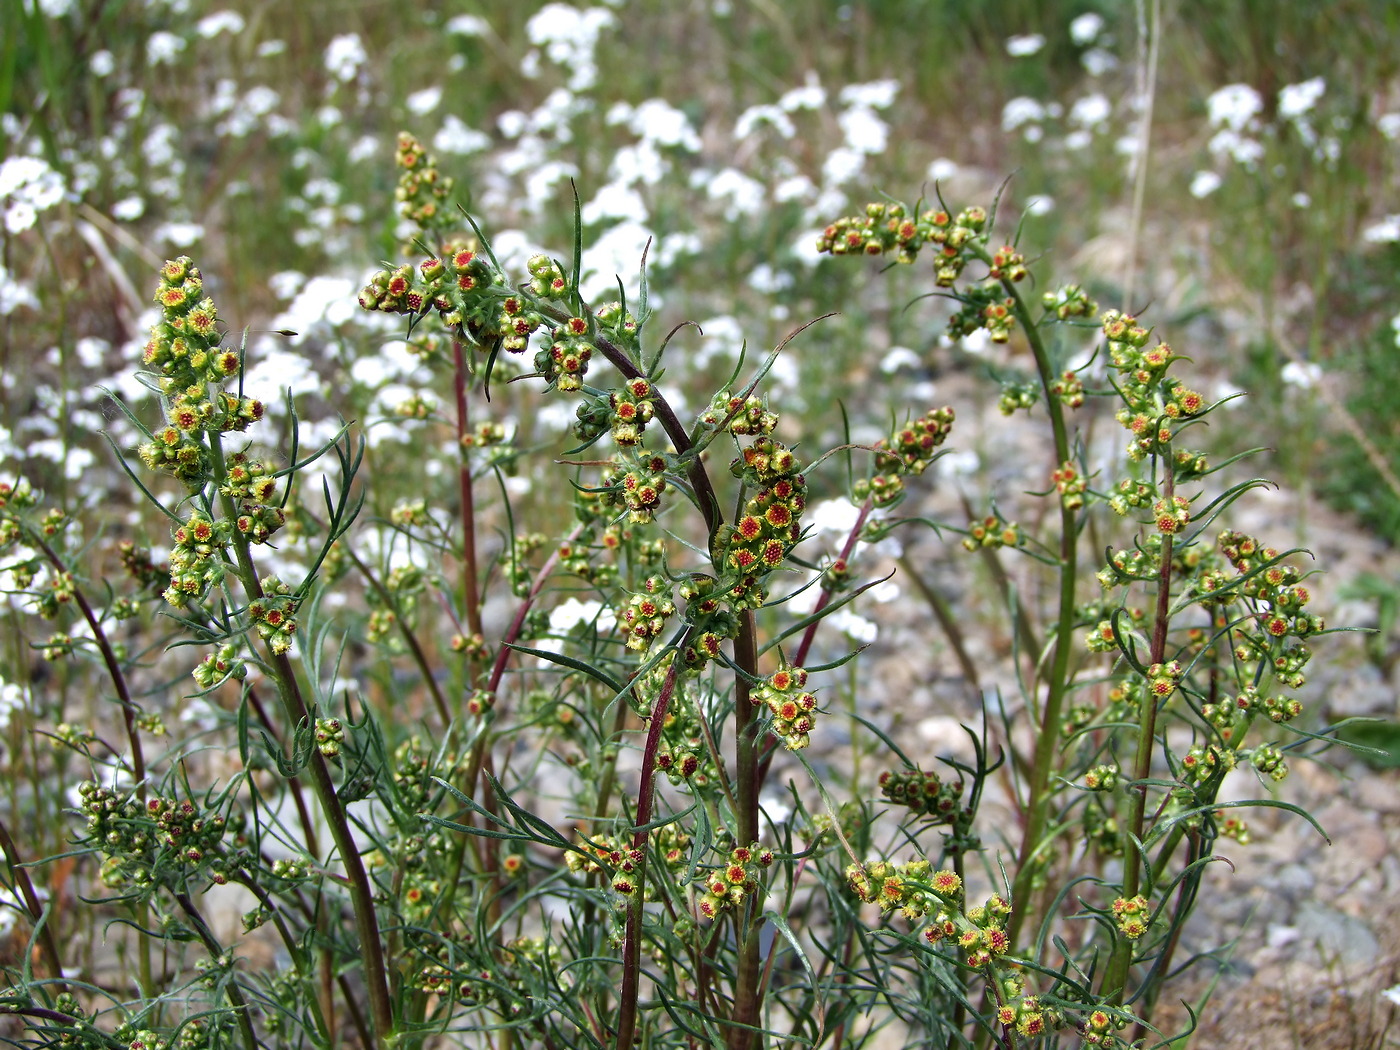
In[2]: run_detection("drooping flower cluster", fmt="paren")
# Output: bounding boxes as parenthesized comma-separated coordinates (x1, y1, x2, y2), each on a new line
(878, 767, 964, 821)
(857, 406, 957, 508)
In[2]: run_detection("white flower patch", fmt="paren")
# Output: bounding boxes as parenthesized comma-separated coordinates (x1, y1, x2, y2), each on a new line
(838, 79, 899, 110)
(773, 174, 815, 204)
(610, 141, 666, 187)
(90, 49, 115, 76)
(0, 155, 66, 235)
(153, 222, 204, 248)
(735, 104, 795, 141)
(242, 347, 322, 408)
(268, 275, 358, 343)
(1005, 33, 1045, 57)
(626, 98, 701, 151)
(838, 106, 888, 154)
(74, 337, 109, 370)
(1070, 12, 1105, 44)
(779, 77, 826, 112)
(446, 14, 489, 36)
(1081, 48, 1117, 76)
(582, 182, 646, 225)
(705, 168, 766, 219)
(821, 147, 865, 187)
(1069, 93, 1111, 130)
(1362, 215, 1400, 243)
(1207, 129, 1263, 167)
(1280, 361, 1322, 389)
(196, 10, 245, 38)
(578, 221, 656, 302)
(524, 159, 580, 211)
(1278, 77, 1325, 120)
(1207, 83, 1263, 132)
(324, 33, 367, 83)
(406, 86, 443, 116)
(1189, 170, 1222, 198)
(525, 4, 616, 91)
(1002, 96, 1046, 137)
(146, 30, 186, 66)
(112, 196, 144, 221)
(433, 115, 489, 155)
(880, 346, 921, 374)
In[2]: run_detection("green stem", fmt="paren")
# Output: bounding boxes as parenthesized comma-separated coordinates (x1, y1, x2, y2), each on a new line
(208, 436, 395, 1046)
(990, 276, 1080, 953)
(1102, 468, 1176, 1003)
(727, 611, 764, 1050)
(454, 339, 486, 658)
(173, 892, 257, 1050)
(30, 533, 145, 795)
(616, 661, 682, 1050)
(0, 816, 65, 987)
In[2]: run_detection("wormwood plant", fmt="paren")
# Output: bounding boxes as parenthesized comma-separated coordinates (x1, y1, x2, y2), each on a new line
(0, 133, 1346, 1050)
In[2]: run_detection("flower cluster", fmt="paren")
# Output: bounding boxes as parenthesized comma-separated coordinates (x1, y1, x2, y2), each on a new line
(815, 201, 989, 287)
(752, 665, 819, 751)
(536, 315, 596, 392)
(1111, 894, 1150, 939)
(698, 391, 779, 436)
(566, 825, 693, 900)
(695, 842, 774, 921)
(603, 451, 670, 525)
(878, 767, 963, 821)
(1101, 311, 1206, 462)
(1052, 461, 1087, 511)
(607, 377, 656, 446)
(78, 782, 236, 892)
(962, 512, 1022, 552)
(394, 131, 454, 235)
(138, 258, 264, 481)
(247, 575, 298, 656)
(721, 437, 807, 605)
(617, 574, 676, 653)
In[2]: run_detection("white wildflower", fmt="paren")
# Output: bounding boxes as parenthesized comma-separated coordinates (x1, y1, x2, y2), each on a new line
(433, 115, 490, 155)
(1278, 77, 1325, 121)
(1189, 170, 1222, 198)
(1070, 12, 1105, 45)
(1002, 96, 1046, 132)
(1005, 33, 1045, 57)
(406, 86, 443, 115)
(1362, 216, 1400, 244)
(146, 30, 186, 65)
(1069, 93, 1111, 129)
(324, 33, 367, 83)
(838, 79, 898, 110)
(1280, 361, 1322, 389)
(196, 10, 245, 38)
(1207, 83, 1262, 131)
(446, 14, 489, 36)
